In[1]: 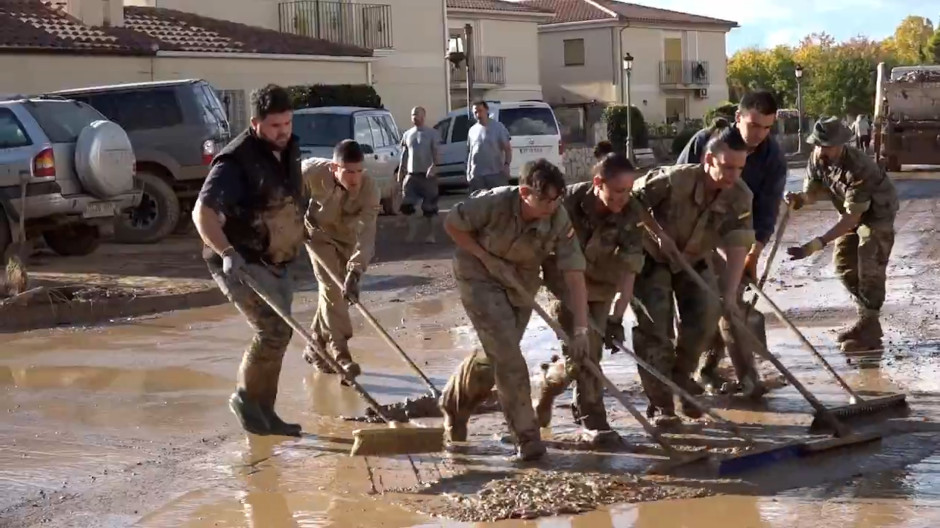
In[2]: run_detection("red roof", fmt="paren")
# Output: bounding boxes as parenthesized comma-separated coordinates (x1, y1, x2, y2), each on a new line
(519, 0, 737, 27)
(0, 0, 372, 56)
(447, 0, 553, 14)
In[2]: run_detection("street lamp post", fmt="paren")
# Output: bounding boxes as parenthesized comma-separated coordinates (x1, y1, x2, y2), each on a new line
(795, 63, 804, 155)
(623, 52, 634, 163)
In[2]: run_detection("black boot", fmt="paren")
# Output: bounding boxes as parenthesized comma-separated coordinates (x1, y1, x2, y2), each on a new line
(229, 391, 271, 435)
(261, 405, 302, 437)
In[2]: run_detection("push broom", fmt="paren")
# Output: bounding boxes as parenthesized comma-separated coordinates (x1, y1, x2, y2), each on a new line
(238, 269, 445, 457)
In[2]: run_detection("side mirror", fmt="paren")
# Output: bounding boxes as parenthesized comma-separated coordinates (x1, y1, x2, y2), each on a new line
(361, 144, 375, 155)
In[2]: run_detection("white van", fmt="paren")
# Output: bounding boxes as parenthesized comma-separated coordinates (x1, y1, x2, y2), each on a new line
(432, 101, 564, 189)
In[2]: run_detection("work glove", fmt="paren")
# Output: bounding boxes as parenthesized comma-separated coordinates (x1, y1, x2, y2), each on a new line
(343, 270, 361, 303)
(784, 192, 807, 211)
(220, 247, 245, 278)
(786, 237, 825, 261)
(604, 316, 625, 353)
(567, 327, 590, 364)
(743, 251, 759, 283)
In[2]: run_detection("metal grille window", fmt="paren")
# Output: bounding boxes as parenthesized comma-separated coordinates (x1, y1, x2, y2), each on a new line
(218, 89, 248, 133)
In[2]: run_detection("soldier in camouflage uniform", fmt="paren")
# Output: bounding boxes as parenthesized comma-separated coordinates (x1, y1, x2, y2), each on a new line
(535, 153, 645, 443)
(631, 125, 755, 425)
(300, 140, 381, 379)
(193, 85, 306, 437)
(785, 117, 898, 352)
(439, 159, 591, 461)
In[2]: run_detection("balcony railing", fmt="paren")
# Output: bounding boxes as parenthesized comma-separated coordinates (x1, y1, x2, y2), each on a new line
(659, 60, 710, 86)
(278, 1, 393, 50)
(450, 55, 506, 86)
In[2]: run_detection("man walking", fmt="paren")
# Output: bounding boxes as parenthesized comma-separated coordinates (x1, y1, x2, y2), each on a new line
(676, 91, 787, 396)
(466, 101, 512, 193)
(398, 106, 441, 243)
(300, 140, 381, 379)
(785, 117, 898, 353)
(438, 159, 590, 460)
(534, 153, 645, 445)
(633, 125, 754, 425)
(192, 84, 306, 437)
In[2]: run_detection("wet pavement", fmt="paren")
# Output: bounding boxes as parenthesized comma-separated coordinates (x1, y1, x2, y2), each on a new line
(3, 171, 940, 527)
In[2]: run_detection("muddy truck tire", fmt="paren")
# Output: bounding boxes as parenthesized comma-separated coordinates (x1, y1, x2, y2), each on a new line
(114, 170, 181, 244)
(43, 223, 101, 257)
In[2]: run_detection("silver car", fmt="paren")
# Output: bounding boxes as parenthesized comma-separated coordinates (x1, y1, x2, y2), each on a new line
(0, 97, 141, 257)
(292, 107, 402, 214)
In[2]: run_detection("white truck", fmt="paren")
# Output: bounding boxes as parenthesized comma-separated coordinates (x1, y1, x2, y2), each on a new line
(873, 61, 940, 171)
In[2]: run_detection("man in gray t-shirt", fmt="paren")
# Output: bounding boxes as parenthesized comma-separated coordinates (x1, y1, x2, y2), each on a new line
(398, 106, 441, 243)
(467, 101, 512, 193)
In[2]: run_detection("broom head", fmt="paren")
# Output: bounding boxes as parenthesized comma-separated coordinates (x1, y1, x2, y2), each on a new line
(350, 424, 446, 456)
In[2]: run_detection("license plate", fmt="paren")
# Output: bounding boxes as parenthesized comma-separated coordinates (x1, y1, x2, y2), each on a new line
(517, 146, 546, 154)
(83, 201, 116, 219)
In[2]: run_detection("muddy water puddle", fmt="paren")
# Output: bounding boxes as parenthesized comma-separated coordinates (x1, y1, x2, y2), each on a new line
(4, 271, 940, 526)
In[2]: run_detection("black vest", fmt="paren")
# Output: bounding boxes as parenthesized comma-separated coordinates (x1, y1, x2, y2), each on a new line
(206, 129, 307, 268)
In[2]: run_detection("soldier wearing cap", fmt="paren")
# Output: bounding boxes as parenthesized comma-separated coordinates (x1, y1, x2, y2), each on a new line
(785, 117, 898, 352)
(631, 125, 754, 425)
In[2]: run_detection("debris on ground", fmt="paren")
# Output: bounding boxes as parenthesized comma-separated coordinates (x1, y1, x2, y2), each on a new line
(895, 69, 940, 83)
(0, 256, 28, 298)
(432, 470, 712, 521)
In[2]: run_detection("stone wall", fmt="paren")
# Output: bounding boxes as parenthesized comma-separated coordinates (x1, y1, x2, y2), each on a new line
(562, 146, 596, 183)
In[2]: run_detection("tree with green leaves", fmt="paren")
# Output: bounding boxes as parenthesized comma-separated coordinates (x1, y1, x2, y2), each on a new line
(927, 28, 940, 63)
(882, 16, 933, 64)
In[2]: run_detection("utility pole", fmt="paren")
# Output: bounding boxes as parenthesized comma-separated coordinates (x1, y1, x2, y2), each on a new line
(465, 24, 474, 118)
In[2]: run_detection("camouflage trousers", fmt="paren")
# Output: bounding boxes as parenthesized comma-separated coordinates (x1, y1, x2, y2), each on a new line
(211, 263, 294, 407)
(631, 259, 721, 412)
(835, 224, 895, 311)
(306, 239, 355, 363)
(548, 296, 613, 429)
(440, 279, 540, 444)
(699, 252, 766, 383)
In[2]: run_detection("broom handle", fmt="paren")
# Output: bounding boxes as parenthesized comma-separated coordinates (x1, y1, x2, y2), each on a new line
(747, 203, 792, 308)
(583, 319, 753, 442)
(495, 271, 680, 457)
(305, 241, 441, 398)
(636, 208, 847, 436)
(238, 269, 397, 424)
(745, 278, 861, 400)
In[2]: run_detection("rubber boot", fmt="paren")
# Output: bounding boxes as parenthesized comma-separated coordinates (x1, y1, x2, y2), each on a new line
(404, 215, 421, 243)
(515, 436, 547, 462)
(739, 373, 768, 400)
(837, 308, 883, 343)
(333, 347, 361, 379)
(423, 216, 437, 244)
(533, 355, 570, 428)
(261, 404, 302, 437)
(841, 309, 883, 352)
(302, 334, 336, 374)
(440, 353, 495, 443)
(229, 391, 271, 435)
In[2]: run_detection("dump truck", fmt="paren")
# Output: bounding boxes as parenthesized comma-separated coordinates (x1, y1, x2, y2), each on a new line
(873, 62, 940, 171)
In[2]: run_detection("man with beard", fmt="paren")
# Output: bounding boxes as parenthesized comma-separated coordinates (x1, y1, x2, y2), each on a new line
(193, 84, 306, 436)
(785, 117, 898, 353)
(398, 106, 441, 243)
(676, 91, 787, 397)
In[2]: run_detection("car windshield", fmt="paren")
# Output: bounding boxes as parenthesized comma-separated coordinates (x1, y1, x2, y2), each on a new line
(499, 107, 559, 136)
(293, 113, 351, 147)
(24, 100, 105, 143)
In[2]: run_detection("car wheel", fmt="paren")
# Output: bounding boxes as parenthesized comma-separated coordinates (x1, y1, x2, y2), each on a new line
(114, 171, 181, 244)
(43, 223, 101, 257)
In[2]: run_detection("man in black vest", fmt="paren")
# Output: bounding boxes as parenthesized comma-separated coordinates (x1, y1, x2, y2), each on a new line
(193, 84, 307, 437)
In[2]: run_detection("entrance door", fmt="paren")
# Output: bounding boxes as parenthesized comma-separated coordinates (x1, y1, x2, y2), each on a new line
(665, 97, 687, 123)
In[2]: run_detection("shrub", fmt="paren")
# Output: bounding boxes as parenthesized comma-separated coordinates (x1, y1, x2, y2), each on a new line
(671, 126, 699, 156)
(704, 101, 737, 127)
(602, 105, 649, 153)
(286, 84, 383, 110)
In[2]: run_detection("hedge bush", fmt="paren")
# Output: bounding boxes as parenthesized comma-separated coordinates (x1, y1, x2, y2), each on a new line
(671, 127, 699, 156)
(704, 101, 737, 127)
(602, 105, 649, 153)
(286, 84, 383, 110)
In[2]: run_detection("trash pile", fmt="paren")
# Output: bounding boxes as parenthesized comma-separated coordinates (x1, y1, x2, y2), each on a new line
(895, 69, 940, 83)
(435, 470, 711, 522)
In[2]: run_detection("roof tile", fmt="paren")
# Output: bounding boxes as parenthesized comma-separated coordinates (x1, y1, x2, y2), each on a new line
(446, 0, 552, 14)
(519, 0, 737, 27)
(0, 0, 372, 57)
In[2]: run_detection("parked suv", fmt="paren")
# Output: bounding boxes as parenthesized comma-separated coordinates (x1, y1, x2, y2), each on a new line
(0, 97, 140, 257)
(433, 100, 565, 189)
(292, 107, 402, 214)
(49, 79, 231, 243)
